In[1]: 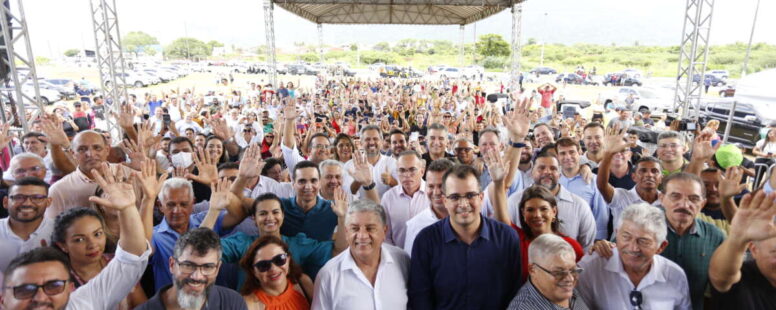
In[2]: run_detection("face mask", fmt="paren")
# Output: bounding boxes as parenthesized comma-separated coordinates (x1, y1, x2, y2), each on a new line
(171, 152, 193, 168)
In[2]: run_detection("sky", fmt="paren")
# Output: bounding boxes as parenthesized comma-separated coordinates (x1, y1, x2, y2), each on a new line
(19, 0, 776, 58)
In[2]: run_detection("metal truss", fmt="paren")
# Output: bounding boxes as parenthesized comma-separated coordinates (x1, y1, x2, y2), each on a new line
(89, 0, 127, 137)
(509, 2, 523, 93)
(264, 0, 278, 87)
(318, 23, 324, 63)
(673, 0, 715, 119)
(458, 24, 465, 66)
(0, 0, 44, 134)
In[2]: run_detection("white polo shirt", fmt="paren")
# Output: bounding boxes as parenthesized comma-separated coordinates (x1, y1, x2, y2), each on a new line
(609, 187, 662, 229)
(403, 207, 444, 257)
(0, 217, 54, 273)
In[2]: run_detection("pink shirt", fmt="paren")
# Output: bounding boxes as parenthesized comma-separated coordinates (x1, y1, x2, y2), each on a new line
(380, 181, 430, 248)
(538, 88, 556, 108)
(46, 164, 132, 219)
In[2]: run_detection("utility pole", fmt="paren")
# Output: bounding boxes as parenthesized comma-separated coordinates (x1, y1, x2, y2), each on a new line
(741, 0, 760, 77)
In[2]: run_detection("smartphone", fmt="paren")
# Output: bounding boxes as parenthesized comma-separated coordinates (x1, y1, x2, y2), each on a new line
(163, 114, 171, 127)
(410, 132, 419, 142)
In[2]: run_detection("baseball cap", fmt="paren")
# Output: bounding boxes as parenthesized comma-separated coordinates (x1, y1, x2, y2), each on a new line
(714, 144, 743, 169)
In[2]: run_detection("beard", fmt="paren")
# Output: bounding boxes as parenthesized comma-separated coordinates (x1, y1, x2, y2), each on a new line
(175, 277, 212, 310)
(11, 206, 43, 223)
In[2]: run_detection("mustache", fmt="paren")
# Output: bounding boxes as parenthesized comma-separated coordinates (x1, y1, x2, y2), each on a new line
(184, 278, 208, 286)
(27, 301, 55, 309)
(621, 250, 644, 258)
(673, 208, 693, 215)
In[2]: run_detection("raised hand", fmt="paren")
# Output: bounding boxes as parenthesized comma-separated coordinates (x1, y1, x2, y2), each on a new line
(88, 163, 136, 211)
(283, 101, 298, 121)
(602, 124, 629, 155)
(137, 159, 168, 201)
(172, 167, 188, 178)
(210, 117, 233, 141)
(347, 147, 374, 186)
(119, 139, 147, 171)
(114, 104, 136, 128)
(728, 191, 776, 244)
(331, 187, 348, 218)
(691, 129, 721, 161)
(719, 166, 747, 199)
(39, 115, 70, 147)
(0, 123, 11, 148)
(209, 177, 236, 211)
(238, 144, 264, 178)
(137, 120, 162, 150)
(501, 96, 531, 141)
(483, 148, 510, 183)
(187, 147, 218, 184)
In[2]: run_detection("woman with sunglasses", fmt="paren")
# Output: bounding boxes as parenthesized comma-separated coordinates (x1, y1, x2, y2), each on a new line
(239, 235, 312, 310)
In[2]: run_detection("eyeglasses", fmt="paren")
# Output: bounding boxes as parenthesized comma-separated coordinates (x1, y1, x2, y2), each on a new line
(175, 259, 219, 275)
(534, 264, 583, 281)
(266, 135, 275, 138)
(4, 280, 68, 299)
(12, 166, 44, 176)
(253, 253, 288, 272)
(454, 147, 473, 153)
(445, 192, 481, 202)
(8, 194, 48, 204)
(630, 290, 643, 310)
(311, 144, 331, 149)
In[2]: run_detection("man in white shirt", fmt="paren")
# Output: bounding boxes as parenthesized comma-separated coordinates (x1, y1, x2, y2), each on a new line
(577, 203, 691, 310)
(312, 199, 410, 310)
(343, 125, 398, 199)
(381, 151, 429, 247)
(508, 153, 597, 250)
(0, 177, 55, 277)
(2, 153, 50, 184)
(404, 159, 454, 256)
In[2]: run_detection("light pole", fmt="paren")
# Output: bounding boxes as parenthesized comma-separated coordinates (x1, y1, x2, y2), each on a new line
(540, 12, 547, 66)
(741, 0, 760, 77)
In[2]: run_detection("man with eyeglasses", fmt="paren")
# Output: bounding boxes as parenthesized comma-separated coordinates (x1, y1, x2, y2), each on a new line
(381, 151, 429, 248)
(453, 138, 477, 167)
(0, 177, 54, 276)
(577, 203, 691, 309)
(507, 234, 589, 309)
(4, 153, 49, 184)
(656, 131, 689, 176)
(138, 228, 247, 309)
(409, 165, 522, 310)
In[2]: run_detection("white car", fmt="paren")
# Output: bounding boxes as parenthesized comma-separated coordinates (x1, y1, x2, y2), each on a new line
(708, 70, 729, 81)
(600, 87, 675, 116)
(112, 72, 155, 88)
(436, 67, 462, 79)
(461, 65, 484, 79)
(17, 83, 62, 105)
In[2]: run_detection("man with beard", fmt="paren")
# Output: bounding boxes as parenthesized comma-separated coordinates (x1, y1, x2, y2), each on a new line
(421, 123, 455, 168)
(0, 177, 54, 275)
(580, 123, 605, 169)
(576, 203, 691, 309)
(555, 138, 609, 240)
(409, 165, 522, 309)
(312, 200, 410, 310)
(138, 228, 247, 309)
(278, 161, 339, 242)
(343, 125, 398, 199)
(597, 127, 663, 229)
(507, 154, 597, 250)
(388, 129, 408, 158)
(46, 130, 131, 219)
(281, 103, 331, 176)
(381, 151, 429, 248)
(403, 159, 454, 256)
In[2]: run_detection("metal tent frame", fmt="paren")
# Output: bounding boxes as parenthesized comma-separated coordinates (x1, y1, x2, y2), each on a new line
(89, 0, 128, 138)
(673, 0, 715, 120)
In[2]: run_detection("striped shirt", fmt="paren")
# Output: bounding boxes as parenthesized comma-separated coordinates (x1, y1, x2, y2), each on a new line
(507, 278, 589, 310)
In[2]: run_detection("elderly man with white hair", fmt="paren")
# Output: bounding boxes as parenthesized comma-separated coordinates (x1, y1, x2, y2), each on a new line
(576, 203, 691, 309)
(507, 234, 589, 309)
(2, 153, 49, 183)
(312, 199, 410, 310)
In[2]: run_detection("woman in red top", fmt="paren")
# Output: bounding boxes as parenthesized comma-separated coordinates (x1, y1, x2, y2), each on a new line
(492, 184, 584, 280)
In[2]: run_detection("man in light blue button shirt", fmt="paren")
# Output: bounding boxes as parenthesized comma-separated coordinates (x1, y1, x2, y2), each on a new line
(556, 138, 609, 240)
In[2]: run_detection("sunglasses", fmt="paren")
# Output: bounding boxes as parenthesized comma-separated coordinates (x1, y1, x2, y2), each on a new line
(6, 280, 68, 299)
(253, 253, 288, 272)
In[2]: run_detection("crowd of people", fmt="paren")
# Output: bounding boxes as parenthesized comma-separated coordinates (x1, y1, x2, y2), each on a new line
(0, 72, 775, 310)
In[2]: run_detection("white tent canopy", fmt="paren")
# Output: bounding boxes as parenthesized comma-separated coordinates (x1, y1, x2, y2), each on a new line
(734, 68, 776, 105)
(274, 0, 516, 25)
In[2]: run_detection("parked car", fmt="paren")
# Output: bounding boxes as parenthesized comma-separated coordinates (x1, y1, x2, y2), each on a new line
(555, 73, 585, 84)
(530, 66, 557, 75)
(461, 65, 484, 80)
(18, 83, 63, 105)
(141, 68, 176, 82)
(286, 64, 319, 76)
(708, 69, 729, 81)
(437, 67, 462, 79)
(602, 73, 642, 87)
(37, 79, 76, 99)
(600, 87, 674, 115)
(693, 73, 726, 86)
(621, 68, 644, 78)
(718, 85, 736, 97)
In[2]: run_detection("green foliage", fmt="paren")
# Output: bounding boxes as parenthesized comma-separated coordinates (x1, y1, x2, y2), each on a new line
(300, 53, 318, 62)
(350, 44, 358, 51)
(526, 38, 537, 45)
(360, 51, 399, 64)
(123, 31, 159, 55)
(476, 34, 510, 57)
(164, 37, 210, 59)
(143, 46, 157, 56)
(63, 49, 80, 57)
(35, 56, 50, 65)
(373, 42, 391, 51)
(482, 56, 508, 70)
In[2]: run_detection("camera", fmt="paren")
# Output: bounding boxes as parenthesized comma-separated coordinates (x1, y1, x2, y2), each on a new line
(679, 119, 697, 132)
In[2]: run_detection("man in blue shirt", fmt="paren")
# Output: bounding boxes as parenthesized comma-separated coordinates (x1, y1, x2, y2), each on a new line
(409, 165, 522, 310)
(556, 137, 609, 240)
(150, 177, 242, 292)
(279, 160, 339, 242)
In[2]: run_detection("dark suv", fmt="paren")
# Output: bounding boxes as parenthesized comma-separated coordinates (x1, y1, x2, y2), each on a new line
(698, 99, 775, 149)
(602, 73, 642, 87)
(693, 74, 726, 86)
(286, 64, 319, 76)
(530, 66, 557, 75)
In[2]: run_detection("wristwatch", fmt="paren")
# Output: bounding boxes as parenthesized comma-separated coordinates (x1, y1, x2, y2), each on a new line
(362, 182, 376, 191)
(509, 140, 526, 148)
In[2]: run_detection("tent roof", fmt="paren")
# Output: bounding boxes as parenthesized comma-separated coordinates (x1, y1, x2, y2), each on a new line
(273, 0, 520, 25)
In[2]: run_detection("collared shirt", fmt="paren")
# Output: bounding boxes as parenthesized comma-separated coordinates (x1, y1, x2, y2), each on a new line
(559, 173, 610, 240)
(408, 216, 522, 310)
(593, 164, 636, 189)
(343, 154, 398, 199)
(661, 159, 688, 176)
(280, 196, 337, 242)
(508, 186, 597, 250)
(662, 218, 725, 310)
(576, 249, 691, 310)
(150, 211, 231, 292)
(281, 144, 308, 180)
(380, 181, 430, 247)
(609, 187, 662, 232)
(221, 232, 332, 280)
(403, 207, 443, 257)
(46, 164, 131, 219)
(312, 244, 410, 310)
(137, 284, 247, 310)
(0, 217, 54, 273)
(249, 176, 294, 199)
(507, 278, 589, 310)
(580, 154, 600, 170)
(67, 243, 152, 310)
